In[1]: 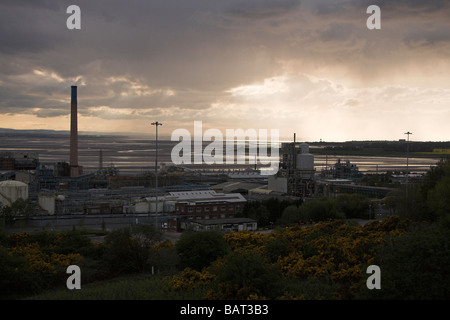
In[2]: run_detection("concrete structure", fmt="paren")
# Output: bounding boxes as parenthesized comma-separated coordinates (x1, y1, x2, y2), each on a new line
(268, 135, 316, 197)
(0, 180, 28, 206)
(38, 193, 56, 215)
(268, 176, 288, 193)
(296, 143, 314, 170)
(135, 197, 167, 213)
(187, 217, 257, 232)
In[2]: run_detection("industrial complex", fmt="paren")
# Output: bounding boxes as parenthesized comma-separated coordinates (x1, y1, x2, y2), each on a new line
(0, 86, 418, 232)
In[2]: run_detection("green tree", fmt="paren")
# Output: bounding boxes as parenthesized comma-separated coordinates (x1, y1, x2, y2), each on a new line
(336, 194, 370, 219)
(247, 205, 270, 226)
(264, 238, 289, 263)
(427, 175, 450, 219)
(149, 245, 179, 275)
(420, 158, 450, 201)
(240, 198, 299, 227)
(103, 224, 162, 274)
(360, 222, 450, 299)
(176, 230, 230, 271)
(0, 246, 36, 299)
(0, 198, 34, 226)
(210, 250, 284, 299)
(393, 158, 450, 222)
(0, 205, 13, 226)
(263, 198, 297, 224)
(277, 205, 301, 225)
(299, 197, 344, 222)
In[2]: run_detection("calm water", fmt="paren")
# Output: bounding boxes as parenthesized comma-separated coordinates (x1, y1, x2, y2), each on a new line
(0, 132, 440, 175)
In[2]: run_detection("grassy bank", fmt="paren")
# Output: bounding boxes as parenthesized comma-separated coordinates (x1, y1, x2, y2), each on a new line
(31, 273, 208, 300)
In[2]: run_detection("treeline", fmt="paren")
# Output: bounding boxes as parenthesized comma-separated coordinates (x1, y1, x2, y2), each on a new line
(386, 158, 450, 221)
(6, 215, 448, 300)
(241, 158, 450, 227)
(239, 194, 371, 227)
(0, 225, 176, 299)
(2, 217, 450, 299)
(311, 140, 450, 155)
(0, 228, 100, 299)
(174, 217, 449, 299)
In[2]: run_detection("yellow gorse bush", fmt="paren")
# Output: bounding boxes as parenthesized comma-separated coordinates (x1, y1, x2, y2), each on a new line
(10, 242, 81, 274)
(7, 231, 82, 276)
(166, 267, 214, 291)
(219, 216, 412, 299)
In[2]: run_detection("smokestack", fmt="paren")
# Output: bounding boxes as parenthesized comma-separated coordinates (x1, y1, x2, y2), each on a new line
(70, 86, 79, 177)
(99, 149, 103, 170)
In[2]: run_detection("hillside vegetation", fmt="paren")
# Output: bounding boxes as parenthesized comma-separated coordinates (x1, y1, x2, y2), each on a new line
(1, 159, 450, 300)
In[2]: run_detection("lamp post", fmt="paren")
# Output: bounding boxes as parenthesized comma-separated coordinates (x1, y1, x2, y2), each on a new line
(404, 131, 412, 211)
(151, 121, 162, 229)
(405, 131, 412, 185)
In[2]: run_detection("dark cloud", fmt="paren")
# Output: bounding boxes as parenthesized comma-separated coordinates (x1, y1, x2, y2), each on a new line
(0, 3, 66, 54)
(0, 0, 449, 140)
(315, 0, 450, 16)
(367, 0, 450, 12)
(226, 0, 301, 20)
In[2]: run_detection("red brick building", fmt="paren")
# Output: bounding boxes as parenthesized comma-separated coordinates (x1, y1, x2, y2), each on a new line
(170, 190, 246, 220)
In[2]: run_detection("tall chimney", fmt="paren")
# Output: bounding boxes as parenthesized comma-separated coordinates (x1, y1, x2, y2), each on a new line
(70, 86, 79, 177)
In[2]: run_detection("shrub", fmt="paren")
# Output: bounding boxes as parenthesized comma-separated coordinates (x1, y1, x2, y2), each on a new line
(176, 230, 230, 271)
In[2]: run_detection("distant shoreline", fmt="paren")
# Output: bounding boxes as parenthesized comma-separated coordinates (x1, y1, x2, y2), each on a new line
(1, 129, 445, 175)
(2, 127, 450, 145)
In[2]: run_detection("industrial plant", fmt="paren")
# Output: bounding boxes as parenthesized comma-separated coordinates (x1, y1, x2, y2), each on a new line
(0, 86, 265, 231)
(268, 134, 316, 198)
(0, 86, 423, 232)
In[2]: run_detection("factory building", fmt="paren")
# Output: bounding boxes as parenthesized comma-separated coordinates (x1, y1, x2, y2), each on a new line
(0, 180, 29, 206)
(321, 158, 362, 180)
(268, 134, 316, 198)
(134, 190, 246, 218)
(0, 152, 39, 170)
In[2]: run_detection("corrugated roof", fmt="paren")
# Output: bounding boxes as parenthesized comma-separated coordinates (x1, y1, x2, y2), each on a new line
(191, 217, 257, 225)
(146, 190, 246, 204)
(0, 180, 28, 187)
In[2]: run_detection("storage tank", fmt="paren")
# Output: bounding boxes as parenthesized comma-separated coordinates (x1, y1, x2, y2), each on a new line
(296, 153, 314, 170)
(39, 194, 56, 215)
(0, 180, 28, 206)
(299, 142, 309, 154)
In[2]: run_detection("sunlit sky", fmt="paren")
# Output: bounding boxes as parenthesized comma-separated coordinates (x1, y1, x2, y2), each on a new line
(1, 0, 449, 142)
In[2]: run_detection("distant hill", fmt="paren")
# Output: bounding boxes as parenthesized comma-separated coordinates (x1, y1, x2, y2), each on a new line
(0, 128, 168, 139)
(0, 128, 69, 135)
(309, 140, 450, 158)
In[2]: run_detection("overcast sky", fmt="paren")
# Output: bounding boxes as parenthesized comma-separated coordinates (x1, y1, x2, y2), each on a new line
(0, 0, 449, 141)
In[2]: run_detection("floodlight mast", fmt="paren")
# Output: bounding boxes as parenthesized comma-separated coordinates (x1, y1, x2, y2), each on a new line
(404, 131, 412, 208)
(151, 121, 163, 228)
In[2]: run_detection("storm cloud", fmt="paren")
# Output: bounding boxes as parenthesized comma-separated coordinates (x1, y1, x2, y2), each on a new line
(0, 0, 449, 141)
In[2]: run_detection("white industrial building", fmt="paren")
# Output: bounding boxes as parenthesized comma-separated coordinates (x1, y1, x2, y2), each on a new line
(0, 180, 28, 206)
(268, 140, 316, 197)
